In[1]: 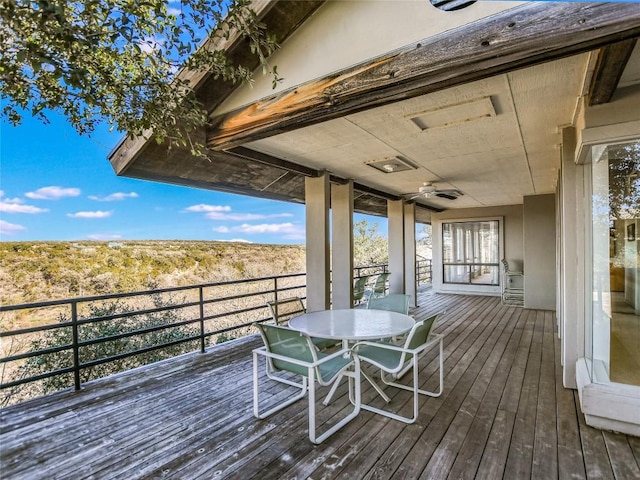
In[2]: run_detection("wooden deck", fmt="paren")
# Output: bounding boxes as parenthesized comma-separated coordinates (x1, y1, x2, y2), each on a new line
(2, 292, 639, 479)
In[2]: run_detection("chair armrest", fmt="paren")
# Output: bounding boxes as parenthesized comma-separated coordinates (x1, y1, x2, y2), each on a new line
(351, 334, 443, 356)
(253, 345, 352, 368)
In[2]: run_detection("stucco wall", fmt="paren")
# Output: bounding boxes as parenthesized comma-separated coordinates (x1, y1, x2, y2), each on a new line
(216, 1, 523, 114)
(524, 194, 557, 310)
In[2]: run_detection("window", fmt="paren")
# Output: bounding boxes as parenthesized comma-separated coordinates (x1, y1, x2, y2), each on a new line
(442, 220, 500, 285)
(588, 139, 640, 386)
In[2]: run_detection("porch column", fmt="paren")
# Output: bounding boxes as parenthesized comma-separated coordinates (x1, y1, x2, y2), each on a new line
(560, 126, 580, 389)
(388, 199, 406, 294)
(404, 202, 417, 307)
(331, 181, 354, 309)
(305, 172, 330, 312)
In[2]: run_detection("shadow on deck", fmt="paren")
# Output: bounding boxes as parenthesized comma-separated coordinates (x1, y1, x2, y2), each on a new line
(1, 291, 639, 479)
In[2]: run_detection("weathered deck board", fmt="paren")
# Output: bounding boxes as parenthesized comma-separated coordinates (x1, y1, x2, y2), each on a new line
(1, 292, 637, 480)
(555, 318, 588, 480)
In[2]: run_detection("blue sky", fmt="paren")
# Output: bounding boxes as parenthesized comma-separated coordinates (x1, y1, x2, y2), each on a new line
(1, 113, 386, 244)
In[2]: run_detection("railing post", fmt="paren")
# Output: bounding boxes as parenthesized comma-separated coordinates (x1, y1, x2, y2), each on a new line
(274, 276, 279, 304)
(71, 301, 81, 391)
(199, 286, 205, 353)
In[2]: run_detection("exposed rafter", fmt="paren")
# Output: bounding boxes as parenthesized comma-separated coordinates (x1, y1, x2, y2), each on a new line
(109, 0, 325, 175)
(229, 146, 320, 177)
(589, 38, 638, 106)
(207, 2, 640, 151)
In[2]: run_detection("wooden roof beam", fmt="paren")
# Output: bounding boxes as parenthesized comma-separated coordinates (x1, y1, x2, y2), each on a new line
(207, 2, 640, 151)
(589, 38, 638, 106)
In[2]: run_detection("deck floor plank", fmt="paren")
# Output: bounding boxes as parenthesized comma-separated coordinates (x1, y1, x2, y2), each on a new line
(601, 431, 640, 480)
(577, 393, 616, 480)
(503, 308, 544, 480)
(444, 308, 527, 480)
(1, 291, 635, 480)
(532, 310, 559, 480)
(419, 305, 522, 480)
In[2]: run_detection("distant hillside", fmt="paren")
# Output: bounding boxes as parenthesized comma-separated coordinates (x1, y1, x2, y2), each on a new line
(0, 241, 306, 306)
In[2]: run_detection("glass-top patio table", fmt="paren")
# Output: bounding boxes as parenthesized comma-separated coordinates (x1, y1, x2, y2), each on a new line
(289, 308, 415, 404)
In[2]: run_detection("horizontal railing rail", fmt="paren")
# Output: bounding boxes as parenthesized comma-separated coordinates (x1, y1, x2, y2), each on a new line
(0, 262, 432, 405)
(353, 263, 388, 279)
(0, 272, 307, 402)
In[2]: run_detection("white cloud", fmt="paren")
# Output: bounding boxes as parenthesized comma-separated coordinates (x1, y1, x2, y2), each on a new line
(0, 192, 23, 204)
(87, 233, 123, 240)
(0, 201, 49, 214)
(0, 220, 26, 235)
(205, 212, 294, 221)
(184, 204, 232, 213)
(206, 212, 262, 221)
(2, 197, 24, 204)
(213, 226, 230, 233)
(89, 192, 139, 202)
(26, 186, 81, 200)
(67, 210, 112, 219)
(234, 223, 301, 234)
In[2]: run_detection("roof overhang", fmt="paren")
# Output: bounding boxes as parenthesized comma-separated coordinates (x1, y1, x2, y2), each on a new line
(108, 1, 640, 224)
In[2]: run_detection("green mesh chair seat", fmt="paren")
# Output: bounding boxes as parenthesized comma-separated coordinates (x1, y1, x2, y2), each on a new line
(267, 297, 338, 350)
(351, 312, 444, 424)
(366, 293, 411, 314)
(253, 323, 361, 444)
(261, 325, 351, 381)
(370, 272, 390, 298)
(366, 293, 412, 344)
(352, 275, 372, 305)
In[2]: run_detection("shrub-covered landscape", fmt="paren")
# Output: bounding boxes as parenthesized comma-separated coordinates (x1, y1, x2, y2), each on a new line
(0, 240, 307, 307)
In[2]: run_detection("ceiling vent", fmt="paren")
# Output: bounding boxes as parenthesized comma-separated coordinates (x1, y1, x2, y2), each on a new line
(366, 156, 417, 174)
(408, 96, 496, 131)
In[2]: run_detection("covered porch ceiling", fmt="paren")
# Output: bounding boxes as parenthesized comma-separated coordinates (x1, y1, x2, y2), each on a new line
(108, 1, 640, 224)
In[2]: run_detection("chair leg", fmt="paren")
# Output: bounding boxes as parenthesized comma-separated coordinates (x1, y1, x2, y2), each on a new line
(381, 336, 444, 398)
(253, 351, 307, 419)
(357, 355, 420, 424)
(322, 371, 345, 406)
(324, 368, 391, 406)
(308, 362, 361, 444)
(357, 337, 444, 424)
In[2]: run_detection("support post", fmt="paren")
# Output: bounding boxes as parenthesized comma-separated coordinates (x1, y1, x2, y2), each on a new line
(305, 172, 331, 311)
(332, 181, 354, 309)
(404, 202, 417, 307)
(388, 199, 406, 294)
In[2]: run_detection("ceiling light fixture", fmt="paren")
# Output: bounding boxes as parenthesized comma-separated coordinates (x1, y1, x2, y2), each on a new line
(365, 156, 417, 174)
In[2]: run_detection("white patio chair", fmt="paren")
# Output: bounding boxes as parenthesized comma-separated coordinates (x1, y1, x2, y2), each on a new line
(351, 312, 444, 424)
(370, 272, 390, 298)
(501, 259, 524, 306)
(352, 275, 372, 305)
(266, 297, 338, 350)
(253, 323, 361, 444)
(367, 293, 411, 315)
(367, 293, 413, 343)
